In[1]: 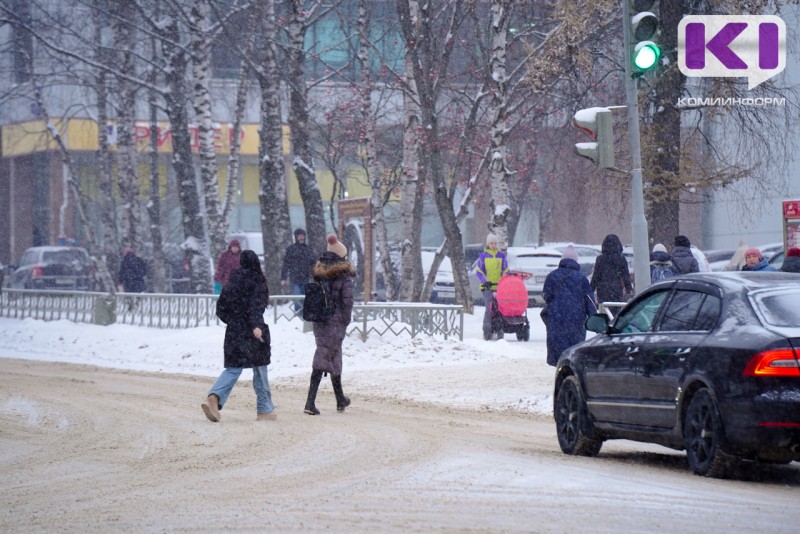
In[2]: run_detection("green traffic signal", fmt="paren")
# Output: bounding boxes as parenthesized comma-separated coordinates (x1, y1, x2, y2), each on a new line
(633, 41, 661, 71)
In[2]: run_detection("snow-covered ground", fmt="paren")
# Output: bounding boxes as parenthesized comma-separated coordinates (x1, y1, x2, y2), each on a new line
(0, 305, 557, 416)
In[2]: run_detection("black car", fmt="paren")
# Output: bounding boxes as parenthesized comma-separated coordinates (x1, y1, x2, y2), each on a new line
(553, 271, 800, 478)
(7, 246, 96, 291)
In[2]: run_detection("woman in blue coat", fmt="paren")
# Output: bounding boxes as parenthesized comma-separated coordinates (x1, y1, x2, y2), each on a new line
(741, 247, 777, 272)
(542, 246, 597, 366)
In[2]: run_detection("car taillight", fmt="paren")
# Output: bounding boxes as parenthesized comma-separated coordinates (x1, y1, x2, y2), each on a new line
(31, 265, 44, 278)
(743, 349, 800, 377)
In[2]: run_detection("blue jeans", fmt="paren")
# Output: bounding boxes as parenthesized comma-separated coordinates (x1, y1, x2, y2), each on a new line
(291, 282, 305, 316)
(208, 365, 275, 414)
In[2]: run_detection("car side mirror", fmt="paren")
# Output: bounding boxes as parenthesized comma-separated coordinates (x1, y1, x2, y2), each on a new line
(585, 313, 609, 333)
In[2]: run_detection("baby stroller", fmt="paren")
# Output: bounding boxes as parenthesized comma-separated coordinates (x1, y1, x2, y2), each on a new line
(487, 272, 531, 341)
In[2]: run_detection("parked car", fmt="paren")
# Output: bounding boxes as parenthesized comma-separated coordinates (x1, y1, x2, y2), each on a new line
(548, 243, 600, 278)
(704, 248, 736, 271)
(469, 246, 562, 307)
(226, 231, 264, 264)
(768, 249, 784, 270)
(758, 242, 784, 259)
(422, 250, 456, 304)
(7, 246, 96, 290)
(553, 271, 800, 478)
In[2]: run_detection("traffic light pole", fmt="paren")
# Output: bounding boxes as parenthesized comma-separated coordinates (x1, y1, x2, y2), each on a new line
(622, 0, 652, 295)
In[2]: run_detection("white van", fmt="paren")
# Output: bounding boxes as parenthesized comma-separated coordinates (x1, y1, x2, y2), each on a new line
(227, 232, 264, 263)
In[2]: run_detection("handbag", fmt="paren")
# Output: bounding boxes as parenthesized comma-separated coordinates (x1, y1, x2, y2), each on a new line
(540, 302, 550, 321)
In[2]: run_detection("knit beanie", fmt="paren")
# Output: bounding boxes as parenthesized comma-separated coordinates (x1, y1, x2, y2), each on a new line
(674, 235, 691, 248)
(787, 247, 800, 258)
(326, 233, 347, 258)
(744, 247, 762, 260)
(486, 233, 498, 246)
(652, 243, 667, 254)
(561, 245, 579, 261)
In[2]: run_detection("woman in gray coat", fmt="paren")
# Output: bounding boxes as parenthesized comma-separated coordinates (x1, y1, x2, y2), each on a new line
(201, 250, 276, 422)
(304, 234, 355, 415)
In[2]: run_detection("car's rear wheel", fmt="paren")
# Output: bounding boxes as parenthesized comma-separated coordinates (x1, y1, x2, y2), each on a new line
(555, 376, 602, 456)
(684, 388, 733, 477)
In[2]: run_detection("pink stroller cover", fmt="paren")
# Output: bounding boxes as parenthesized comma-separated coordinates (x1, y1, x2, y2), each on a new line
(496, 273, 528, 316)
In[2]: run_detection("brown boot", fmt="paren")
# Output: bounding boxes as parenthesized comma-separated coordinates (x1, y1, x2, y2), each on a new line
(201, 394, 221, 422)
(256, 412, 277, 421)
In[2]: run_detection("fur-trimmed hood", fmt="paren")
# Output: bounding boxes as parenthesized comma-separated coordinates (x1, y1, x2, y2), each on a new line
(313, 252, 356, 280)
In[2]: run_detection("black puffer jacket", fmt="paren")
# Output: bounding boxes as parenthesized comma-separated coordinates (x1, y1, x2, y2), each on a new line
(311, 252, 355, 375)
(590, 234, 632, 303)
(781, 255, 800, 273)
(671, 245, 699, 274)
(221, 251, 271, 368)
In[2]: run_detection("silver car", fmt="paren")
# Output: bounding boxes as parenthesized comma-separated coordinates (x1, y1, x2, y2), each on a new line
(470, 246, 563, 307)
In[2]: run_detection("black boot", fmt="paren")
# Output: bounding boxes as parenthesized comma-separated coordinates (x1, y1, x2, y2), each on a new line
(331, 374, 351, 412)
(304, 370, 323, 415)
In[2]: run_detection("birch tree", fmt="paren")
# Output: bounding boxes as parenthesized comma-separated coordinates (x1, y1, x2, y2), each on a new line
(189, 0, 226, 262)
(92, 0, 120, 287)
(283, 0, 334, 255)
(355, 0, 398, 300)
(485, 0, 514, 249)
(113, 1, 142, 253)
(397, 0, 425, 302)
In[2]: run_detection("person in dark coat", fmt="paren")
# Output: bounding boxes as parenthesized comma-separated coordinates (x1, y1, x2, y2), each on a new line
(781, 247, 800, 273)
(742, 247, 777, 272)
(214, 239, 241, 293)
(590, 234, 632, 305)
(280, 228, 317, 316)
(201, 250, 276, 422)
(118, 248, 148, 292)
(543, 246, 597, 366)
(304, 234, 355, 416)
(671, 235, 699, 274)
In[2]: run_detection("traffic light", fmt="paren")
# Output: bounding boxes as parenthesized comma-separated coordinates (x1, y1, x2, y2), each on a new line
(573, 107, 614, 169)
(628, 0, 660, 73)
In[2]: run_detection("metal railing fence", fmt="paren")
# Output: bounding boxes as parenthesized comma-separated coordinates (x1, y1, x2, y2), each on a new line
(0, 289, 463, 341)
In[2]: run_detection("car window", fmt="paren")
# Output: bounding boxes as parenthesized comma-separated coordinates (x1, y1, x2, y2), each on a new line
(20, 251, 38, 266)
(658, 290, 719, 332)
(754, 290, 800, 328)
(693, 294, 721, 330)
(512, 255, 561, 270)
(43, 250, 87, 264)
(615, 290, 669, 334)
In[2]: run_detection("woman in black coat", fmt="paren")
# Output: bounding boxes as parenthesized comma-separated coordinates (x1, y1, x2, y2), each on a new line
(201, 250, 276, 422)
(304, 234, 355, 416)
(590, 234, 633, 305)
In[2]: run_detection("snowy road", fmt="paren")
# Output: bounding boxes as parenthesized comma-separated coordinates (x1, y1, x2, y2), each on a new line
(1, 358, 798, 533)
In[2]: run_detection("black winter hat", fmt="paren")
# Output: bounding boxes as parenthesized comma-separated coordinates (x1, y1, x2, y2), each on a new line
(294, 228, 306, 237)
(674, 235, 691, 248)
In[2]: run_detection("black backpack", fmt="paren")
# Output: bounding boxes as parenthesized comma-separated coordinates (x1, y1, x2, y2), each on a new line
(303, 278, 336, 322)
